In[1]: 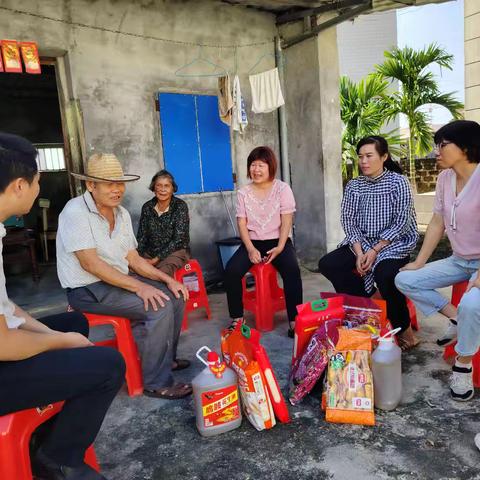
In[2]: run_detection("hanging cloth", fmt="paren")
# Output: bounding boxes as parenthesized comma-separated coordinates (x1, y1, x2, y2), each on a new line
(232, 75, 248, 133)
(217, 74, 234, 126)
(249, 67, 285, 114)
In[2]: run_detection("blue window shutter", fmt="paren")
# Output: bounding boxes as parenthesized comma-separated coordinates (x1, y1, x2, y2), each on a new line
(196, 95, 234, 192)
(158, 93, 202, 194)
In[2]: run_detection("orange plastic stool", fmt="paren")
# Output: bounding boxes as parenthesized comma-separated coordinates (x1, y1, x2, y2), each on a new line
(84, 313, 144, 397)
(442, 281, 480, 387)
(0, 402, 99, 480)
(242, 263, 286, 332)
(174, 259, 211, 331)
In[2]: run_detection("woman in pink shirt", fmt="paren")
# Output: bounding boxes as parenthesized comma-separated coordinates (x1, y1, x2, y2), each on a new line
(396, 120, 480, 402)
(224, 146, 303, 337)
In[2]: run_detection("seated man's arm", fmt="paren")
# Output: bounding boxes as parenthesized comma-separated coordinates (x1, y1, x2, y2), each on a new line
(14, 303, 53, 333)
(126, 249, 189, 301)
(75, 249, 172, 310)
(0, 314, 92, 361)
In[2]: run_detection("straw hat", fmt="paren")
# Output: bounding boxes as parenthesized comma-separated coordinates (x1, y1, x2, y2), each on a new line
(71, 153, 140, 182)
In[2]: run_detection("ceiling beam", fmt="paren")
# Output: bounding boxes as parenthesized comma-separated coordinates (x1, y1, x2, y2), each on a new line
(276, 0, 368, 25)
(281, 0, 372, 48)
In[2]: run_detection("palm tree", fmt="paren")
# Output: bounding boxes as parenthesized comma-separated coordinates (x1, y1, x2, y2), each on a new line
(376, 44, 464, 187)
(340, 73, 402, 178)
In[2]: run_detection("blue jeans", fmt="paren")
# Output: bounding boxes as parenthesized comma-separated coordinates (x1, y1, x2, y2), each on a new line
(395, 255, 480, 356)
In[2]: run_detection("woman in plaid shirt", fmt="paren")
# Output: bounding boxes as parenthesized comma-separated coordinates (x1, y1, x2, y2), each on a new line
(318, 136, 419, 350)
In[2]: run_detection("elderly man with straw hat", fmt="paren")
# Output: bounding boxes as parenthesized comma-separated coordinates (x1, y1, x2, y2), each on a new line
(56, 153, 192, 400)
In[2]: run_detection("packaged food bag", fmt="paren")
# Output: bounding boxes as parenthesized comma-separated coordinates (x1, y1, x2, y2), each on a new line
(289, 318, 342, 405)
(325, 328, 375, 426)
(293, 297, 345, 365)
(222, 324, 290, 424)
(221, 325, 275, 430)
(319, 292, 387, 333)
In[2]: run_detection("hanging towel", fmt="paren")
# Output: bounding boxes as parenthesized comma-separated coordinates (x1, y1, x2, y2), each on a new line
(249, 67, 285, 114)
(232, 75, 248, 133)
(217, 74, 234, 126)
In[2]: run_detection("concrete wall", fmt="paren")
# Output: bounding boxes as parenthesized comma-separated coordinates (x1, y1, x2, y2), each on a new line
(283, 27, 343, 267)
(465, 0, 480, 123)
(0, 0, 280, 280)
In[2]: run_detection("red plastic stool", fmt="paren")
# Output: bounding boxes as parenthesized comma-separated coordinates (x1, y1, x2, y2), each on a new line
(442, 281, 480, 387)
(242, 263, 286, 332)
(84, 313, 144, 397)
(406, 298, 419, 331)
(0, 402, 99, 480)
(174, 259, 211, 331)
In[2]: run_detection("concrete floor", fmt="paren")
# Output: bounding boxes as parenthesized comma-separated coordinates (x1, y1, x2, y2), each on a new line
(7, 265, 480, 480)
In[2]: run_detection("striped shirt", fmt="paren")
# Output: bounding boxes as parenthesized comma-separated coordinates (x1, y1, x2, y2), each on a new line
(339, 169, 419, 293)
(56, 192, 138, 289)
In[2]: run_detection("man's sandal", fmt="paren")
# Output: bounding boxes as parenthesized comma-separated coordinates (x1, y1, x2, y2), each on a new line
(144, 383, 192, 399)
(172, 359, 191, 371)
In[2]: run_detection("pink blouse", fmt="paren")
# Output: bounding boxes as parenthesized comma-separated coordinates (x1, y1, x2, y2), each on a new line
(433, 165, 480, 259)
(236, 179, 296, 240)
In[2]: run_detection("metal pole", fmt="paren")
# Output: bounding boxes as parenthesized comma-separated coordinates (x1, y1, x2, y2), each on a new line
(275, 36, 290, 185)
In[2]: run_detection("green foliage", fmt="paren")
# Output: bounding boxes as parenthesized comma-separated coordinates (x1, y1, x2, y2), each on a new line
(340, 74, 403, 178)
(375, 44, 464, 185)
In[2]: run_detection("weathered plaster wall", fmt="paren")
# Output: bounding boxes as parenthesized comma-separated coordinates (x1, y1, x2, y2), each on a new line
(283, 27, 343, 268)
(0, 0, 279, 280)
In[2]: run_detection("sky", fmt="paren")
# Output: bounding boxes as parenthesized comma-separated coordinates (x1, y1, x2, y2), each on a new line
(396, 0, 464, 127)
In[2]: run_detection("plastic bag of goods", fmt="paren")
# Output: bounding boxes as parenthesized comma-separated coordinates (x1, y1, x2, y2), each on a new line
(325, 328, 375, 426)
(221, 325, 276, 430)
(289, 318, 342, 405)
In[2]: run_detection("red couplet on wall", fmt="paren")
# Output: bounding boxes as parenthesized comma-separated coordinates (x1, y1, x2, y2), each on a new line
(1, 40, 22, 73)
(20, 42, 41, 74)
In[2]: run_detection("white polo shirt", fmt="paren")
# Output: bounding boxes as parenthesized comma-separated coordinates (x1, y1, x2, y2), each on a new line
(0, 223, 26, 329)
(56, 192, 138, 289)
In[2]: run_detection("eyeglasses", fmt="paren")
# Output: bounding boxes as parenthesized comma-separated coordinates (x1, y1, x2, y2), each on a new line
(434, 141, 452, 152)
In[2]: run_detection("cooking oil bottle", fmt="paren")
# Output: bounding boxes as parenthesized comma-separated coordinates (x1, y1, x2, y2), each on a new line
(192, 346, 242, 437)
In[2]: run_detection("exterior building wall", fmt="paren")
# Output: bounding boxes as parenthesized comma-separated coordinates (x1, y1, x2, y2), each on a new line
(0, 0, 279, 280)
(465, 0, 480, 123)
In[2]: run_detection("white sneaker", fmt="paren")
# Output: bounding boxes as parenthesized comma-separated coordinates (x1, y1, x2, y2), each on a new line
(475, 433, 480, 452)
(436, 318, 457, 347)
(450, 362, 474, 402)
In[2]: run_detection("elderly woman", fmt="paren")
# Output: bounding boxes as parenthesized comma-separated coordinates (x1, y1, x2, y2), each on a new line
(224, 146, 303, 337)
(396, 120, 480, 402)
(137, 170, 190, 277)
(318, 136, 419, 350)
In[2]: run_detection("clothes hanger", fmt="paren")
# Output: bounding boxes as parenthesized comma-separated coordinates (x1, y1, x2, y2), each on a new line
(248, 52, 276, 75)
(175, 47, 228, 78)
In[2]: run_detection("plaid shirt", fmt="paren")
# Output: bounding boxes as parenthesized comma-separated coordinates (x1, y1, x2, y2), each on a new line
(338, 169, 419, 293)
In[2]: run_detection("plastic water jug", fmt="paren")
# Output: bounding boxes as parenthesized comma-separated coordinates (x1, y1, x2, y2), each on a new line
(192, 346, 242, 437)
(372, 328, 402, 411)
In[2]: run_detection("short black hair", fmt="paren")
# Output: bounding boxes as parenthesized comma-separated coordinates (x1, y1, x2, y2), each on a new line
(0, 132, 38, 194)
(434, 120, 480, 164)
(149, 169, 178, 193)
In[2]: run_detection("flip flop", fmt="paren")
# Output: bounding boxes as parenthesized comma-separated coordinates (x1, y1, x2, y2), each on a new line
(144, 383, 192, 399)
(172, 359, 191, 371)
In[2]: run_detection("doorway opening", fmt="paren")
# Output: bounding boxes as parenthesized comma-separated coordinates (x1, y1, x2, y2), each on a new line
(0, 62, 71, 277)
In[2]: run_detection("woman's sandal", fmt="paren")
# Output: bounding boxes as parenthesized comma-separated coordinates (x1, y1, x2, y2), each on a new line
(399, 337, 421, 352)
(144, 383, 192, 399)
(172, 359, 191, 371)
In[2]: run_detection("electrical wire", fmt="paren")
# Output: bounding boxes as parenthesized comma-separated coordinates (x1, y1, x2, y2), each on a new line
(0, 5, 274, 49)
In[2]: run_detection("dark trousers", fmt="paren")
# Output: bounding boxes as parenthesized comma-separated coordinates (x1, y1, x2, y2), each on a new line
(318, 245, 411, 332)
(0, 312, 125, 466)
(224, 238, 303, 324)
